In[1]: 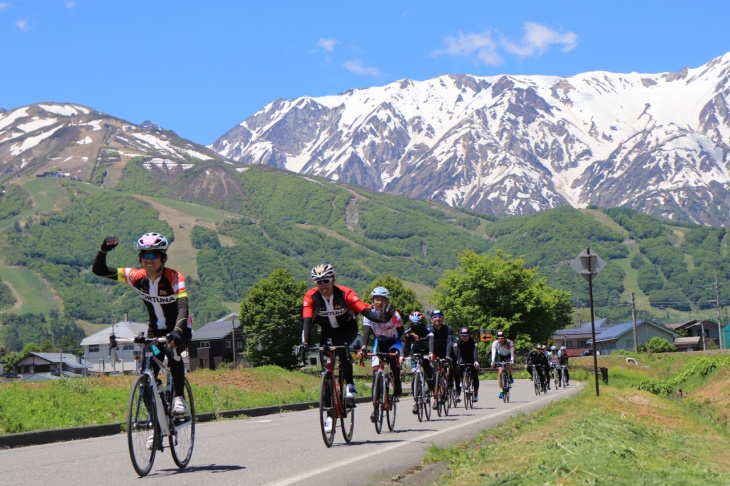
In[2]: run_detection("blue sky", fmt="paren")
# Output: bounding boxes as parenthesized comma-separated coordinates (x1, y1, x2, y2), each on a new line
(3, 1, 730, 145)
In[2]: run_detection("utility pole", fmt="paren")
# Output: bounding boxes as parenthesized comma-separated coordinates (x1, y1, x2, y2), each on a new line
(631, 292, 638, 353)
(716, 271, 723, 350)
(231, 315, 236, 366)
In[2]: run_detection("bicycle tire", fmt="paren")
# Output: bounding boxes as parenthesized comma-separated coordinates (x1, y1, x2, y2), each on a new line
(127, 375, 157, 477)
(414, 371, 424, 422)
(435, 373, 443, 417)
(562, 368, 569, 388)
(319, 372, 336, 447)
(501, 371, 510, 403)
(373, 371, 384, 434)
(423, 376, 432, 421)
(339, 375, 355, 444)
(463, 371, 472, 409)
(533, 369, 541, 395)
(386, 375, 397, 431)
(554, 369, 560, 389)
(169, 377, 195, 468)
(442, 375, 451, 416)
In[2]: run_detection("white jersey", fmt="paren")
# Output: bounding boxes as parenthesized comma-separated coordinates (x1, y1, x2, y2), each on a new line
(491, 339, 515, 363)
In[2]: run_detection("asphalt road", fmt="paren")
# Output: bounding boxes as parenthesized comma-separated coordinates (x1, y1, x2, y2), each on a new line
(0, 379, 582, 486)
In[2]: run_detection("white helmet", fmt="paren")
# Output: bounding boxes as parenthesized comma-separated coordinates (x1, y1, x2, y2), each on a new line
(135, 232, 169, 252)
(310, 263, 335, 281)
(371, 286, 390, 299)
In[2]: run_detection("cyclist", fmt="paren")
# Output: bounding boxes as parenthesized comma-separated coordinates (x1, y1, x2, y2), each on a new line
(558, 345, 570, 386)
(430, 309, 458, 405)
(453, 327, 480, 402)
(358, 286, 404, 422)
(92, 233, 191, 416)
(547, 345, 559, 390)
(490, 331, 515, 399)
(403, 311, 434, 414)
(298, 264, 393, 402)
(526, 342, 549, 392)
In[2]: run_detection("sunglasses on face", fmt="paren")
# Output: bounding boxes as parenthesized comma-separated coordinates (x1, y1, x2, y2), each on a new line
(315, 279, 331, 285)
(141, 252, 161, 260)
(460, 334, 469, 337)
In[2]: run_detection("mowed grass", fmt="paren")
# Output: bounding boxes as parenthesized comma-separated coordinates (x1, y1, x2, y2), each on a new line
(0, 265, 62, 314)
(425, 355, 730, 484)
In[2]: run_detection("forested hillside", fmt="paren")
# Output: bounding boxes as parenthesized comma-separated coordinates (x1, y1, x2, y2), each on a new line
(1, 160, 730, 353)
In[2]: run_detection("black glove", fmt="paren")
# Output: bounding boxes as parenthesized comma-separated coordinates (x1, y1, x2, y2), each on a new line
(100, 235, 118, 252)
(296, 343, 308, 363)
(380, 303, 394, 320)
(146, 326, 155, 339)
(167, 330, 181, 346)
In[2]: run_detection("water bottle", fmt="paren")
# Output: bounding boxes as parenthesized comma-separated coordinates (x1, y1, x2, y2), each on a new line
(151, 344, 162, 359)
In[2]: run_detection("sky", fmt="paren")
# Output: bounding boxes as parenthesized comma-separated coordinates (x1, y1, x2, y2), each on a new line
(3, 1, 730, 146)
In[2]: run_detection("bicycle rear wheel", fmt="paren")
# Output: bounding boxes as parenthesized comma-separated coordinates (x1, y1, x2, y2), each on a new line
(319, 372, 336, 447)
(169, 377, 195, 468)
(435, 375, 443, 417)
(373, 371, 384, 434)
(127, 375, 157, 477)
(554, 369, 559, 389)
(386, 376, 397, 431)
(442, 377, 451, 416)
(533, 371, 541, 395)
(423, 377, 432, 421)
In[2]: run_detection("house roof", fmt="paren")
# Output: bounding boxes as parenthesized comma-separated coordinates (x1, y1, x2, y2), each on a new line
(80, 321, 147, 346)
(674, 336, 703, 345)
(191, 313, 240, 341)
(664, 320, 716, 331)
(589, 319, 679, 344)
(17, 353, 88, 370)
(553, 317, 619, 336)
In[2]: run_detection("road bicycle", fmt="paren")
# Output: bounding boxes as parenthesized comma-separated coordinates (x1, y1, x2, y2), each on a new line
(308, 340, 355, 447)
(558, 364, 569, 387)
(363, 351, 399, 433)
(460, 363, 475, 409)
(433, 357, 451, 417)
(495, 361, 512, 403)
(531, 364, 547, 395)
(552, 366, 560, 389)
(110, 333, 195, 477)
(410, 353, 432, 422)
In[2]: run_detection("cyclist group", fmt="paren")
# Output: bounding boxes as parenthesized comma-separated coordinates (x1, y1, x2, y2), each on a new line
(95, 234, 569, 468)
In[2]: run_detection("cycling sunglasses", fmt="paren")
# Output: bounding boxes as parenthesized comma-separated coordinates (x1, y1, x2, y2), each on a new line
(460, 333, 469, 337)
(315, 279, 332, 285)
(140, 252, 161, 260)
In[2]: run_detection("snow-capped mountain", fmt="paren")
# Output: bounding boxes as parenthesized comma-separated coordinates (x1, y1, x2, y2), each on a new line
(211, 53, 730, 226)
(0, 103, 228, 182)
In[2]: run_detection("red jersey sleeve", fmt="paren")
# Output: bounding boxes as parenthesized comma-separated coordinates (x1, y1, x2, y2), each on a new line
(302, 287, 317, 319)
(341, 286, 369, 314)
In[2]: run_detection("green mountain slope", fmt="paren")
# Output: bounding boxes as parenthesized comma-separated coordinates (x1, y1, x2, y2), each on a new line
(1, 161, 729, 352)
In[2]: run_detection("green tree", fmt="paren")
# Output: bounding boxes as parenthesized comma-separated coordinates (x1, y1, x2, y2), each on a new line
(646, 336, 676, 353)
(0, 351, 23, 372)
(362, 275, 423, 317)
(431, 250, 572, 347)
(39, 340, 53, 352)
(240, 268, 308, 369)
(22, 342, 39, 354)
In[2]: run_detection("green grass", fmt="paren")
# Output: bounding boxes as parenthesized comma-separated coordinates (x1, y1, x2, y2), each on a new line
(424, 353, 730, 484)
(0, 265, 61, 314)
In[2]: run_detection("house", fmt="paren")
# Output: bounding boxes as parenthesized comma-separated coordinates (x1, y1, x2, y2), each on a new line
(15, 352, 89, 381)
(664, 319, 722, 350)
(587, 319, 679, 355)
(188, 313, 244, 371)
(80, 320, 148, 374)
(551, 318, 621, 356)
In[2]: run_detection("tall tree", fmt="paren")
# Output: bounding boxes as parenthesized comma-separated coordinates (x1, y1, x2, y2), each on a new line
(240, 268, 308, 369)
(431, 250, 572, 349)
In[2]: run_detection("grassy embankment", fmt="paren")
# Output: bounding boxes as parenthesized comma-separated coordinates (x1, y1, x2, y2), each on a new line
(424, 353, 730, 484)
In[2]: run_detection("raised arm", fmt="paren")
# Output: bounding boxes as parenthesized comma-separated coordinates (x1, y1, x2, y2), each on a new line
(92, 236, 119, 279)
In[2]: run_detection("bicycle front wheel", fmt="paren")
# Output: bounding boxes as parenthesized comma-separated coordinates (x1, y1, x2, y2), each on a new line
(463, 372, 472, 409)
(373, 371, 384, 434)
(127, 375, 157, 477)
(319, 372, 336, 447)
(414, 372, 424, 422)
(502, 372, 510, 403)
(340, 375, 355, 443)
(386, 376, 397, 431)
(169, 377, 195, 468)
(442, 377, 451, 416)
(554, 369, 560, 389)
(533, 372, 541, 395)
(423, 376, 432, 421)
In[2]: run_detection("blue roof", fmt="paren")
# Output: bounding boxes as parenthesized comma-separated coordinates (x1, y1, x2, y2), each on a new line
(589, 319, 677, 343)
(191, 313, 240, 341)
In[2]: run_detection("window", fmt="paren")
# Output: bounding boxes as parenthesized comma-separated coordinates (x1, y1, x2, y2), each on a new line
(578, 340, 587, 348)
(88, 345, 99, 353)
(226, 341, 231, 348)
(200, 342, 210, 349)
(237, 342, 243, 350)
(123, 345, 134, 351)
(625, 338, 634, 349)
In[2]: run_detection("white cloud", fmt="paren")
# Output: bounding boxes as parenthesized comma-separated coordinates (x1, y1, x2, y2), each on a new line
(65, 1, 77, 8)
(502, 22, 577, 57)
(317, 38, 338, 52)
(16, 19, 30, 32)
(430, 31, 502, 66)
(0, 3, 10, 14)
(342, 59, 383, 77)
(432, 22, 577, 66)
